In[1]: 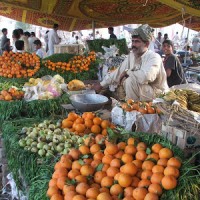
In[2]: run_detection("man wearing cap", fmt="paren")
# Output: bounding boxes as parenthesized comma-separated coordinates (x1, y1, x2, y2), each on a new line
(93, 24, 168, 101)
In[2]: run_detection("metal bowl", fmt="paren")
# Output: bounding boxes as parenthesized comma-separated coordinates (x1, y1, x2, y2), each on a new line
(69, 94, 109, 112)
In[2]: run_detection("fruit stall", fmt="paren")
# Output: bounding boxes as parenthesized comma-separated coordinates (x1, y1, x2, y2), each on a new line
(0, 49, 200, 200)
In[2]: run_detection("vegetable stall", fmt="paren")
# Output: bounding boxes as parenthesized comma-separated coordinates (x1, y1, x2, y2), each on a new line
(0, 47, 200, 200)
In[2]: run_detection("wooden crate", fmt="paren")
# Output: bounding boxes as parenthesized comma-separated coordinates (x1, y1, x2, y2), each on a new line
(160, 124, 187, 149)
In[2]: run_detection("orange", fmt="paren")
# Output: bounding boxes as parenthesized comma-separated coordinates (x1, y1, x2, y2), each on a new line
(68, 169, 80, 179)
(67, 112, 78, 121)
(138, 179, 151, 188)
(49, 178, 57, 187)
(150, 173, 164, 184)
(101, 129, 108, 136)
(84, 136, 95, 146)
(151, 143, 163, 154)
(136, 142, 147, 151)
(142, 160, 155, 171)
(84, 119, 94, 128)
(62, 119, 73, 128)
(167, 157, 182, 169)
(90, 144, 101, 155)
(72, 195, 86, 200)
(72, 160, 82, 170)
(120, 163, 138, 176)
(76, 182, 89, 195)
(63, 185, 75, 195)
(141, 170, 153, 180)
(164, 166, 180, 178)
(94, 171, 107, 184)
(106, 166, 120, 177)
(91, 125, 101, 134)
(95, 134, 104, 144)
(91, 159, 101, 168)
(102, 154, 114, 164)
(86, 187, 99, 199)
(132, 160, 143, 169)
(118, 173, 132, 187)
(131, 176, 140, 187)
(79, 145, 90, 155)
(152, 165, 164, 174)
(110, 184, 123, 196)
(80, 165, 94, 176)
(133, 187, 148, 200)
(135, 150, 147, 161)
(114, 150, 124, 159)
(101, 120, 111, 129)
(85, 112, 95, 120)
(50, 194, 63, 200)
(121, 153, 133, 163)
(148, 183, 163, 196)
(97, 192, 112, 200)
(124, 187, 134, 197)
(144, 193, 159, 200)
(93, 151, 104, 160)
(110, 158, 121, 168)
(157, 158, 168, 167)
(75, 118, 84, 124)
(147, 153, 159, 161)
(161, 175, 177, 190)
(69, 149, 81, 160)
(93, 117, 102, 125)
(159, 148, 173, 159)
(57, 176, 67, 190)
(101, 176, 114, 187)
(117, 142, 127, 150)
(75, 175, 87, 183)
(125, 145, 137, 155)
(105, 143, 118, 155)
(47, 186, 59, 197)
(75, 124, 86, 134)
(127, 137, 136, 145)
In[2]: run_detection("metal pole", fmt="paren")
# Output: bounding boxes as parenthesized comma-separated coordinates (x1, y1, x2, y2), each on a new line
(92, 20, 95, 39)
(184, 17, 191, 66)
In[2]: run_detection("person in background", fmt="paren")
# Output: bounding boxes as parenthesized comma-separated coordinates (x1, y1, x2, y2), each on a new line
(28, 32, 39, 53)
(15, 40, 25, 53)
(18, 28, 30, 52)
(69, 32, 76, 44)
(172, 32, 180, 49)
(44, 30, 49, 53)
(95, 31, 102, 39)
(191, 34, 200, 52)
(108, 27, 117, 39)
(148, 29, 155, 51)
(48, 24, 60, 56)
(2, 38, 12, 53)
(93, 24, 168, 101)
(162, 40, 186, 87)
(163, 33, 169, 41)
(33, 39, 46, 58)
(75, 36, 82, 44)
(0, 28, 8, 55)
(12, 29, 20, 52)
(154, 32, 163, 52)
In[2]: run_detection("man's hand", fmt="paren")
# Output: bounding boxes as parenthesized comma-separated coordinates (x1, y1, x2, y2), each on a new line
(92, 82, 103, 93)
(120, 71, 128, 84)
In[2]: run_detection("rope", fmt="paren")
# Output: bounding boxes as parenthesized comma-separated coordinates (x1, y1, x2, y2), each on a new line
(143, 0, 149, 6)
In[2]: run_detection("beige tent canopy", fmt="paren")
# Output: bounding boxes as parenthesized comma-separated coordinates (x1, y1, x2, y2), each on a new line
(0, 0, 199, 31)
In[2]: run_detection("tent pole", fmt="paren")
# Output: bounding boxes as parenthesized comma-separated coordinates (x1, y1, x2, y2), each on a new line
(184, 17, 191, 65)
(92, 20, 95, 39)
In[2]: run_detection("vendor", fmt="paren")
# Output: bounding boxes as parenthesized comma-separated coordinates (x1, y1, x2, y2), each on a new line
(93, 24, 168, 101)
(162, 40, 186, 87)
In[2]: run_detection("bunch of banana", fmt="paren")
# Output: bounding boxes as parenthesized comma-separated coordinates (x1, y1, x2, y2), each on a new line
(189, 104, 200, 113)
(173, 89, 188, 109)
(24, 78, 42, 86)
(184, 89, 200, 104)
(163, 90, 177, 101)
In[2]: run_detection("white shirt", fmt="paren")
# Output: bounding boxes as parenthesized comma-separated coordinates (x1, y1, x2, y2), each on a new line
(48, 29, 60, 56)
(36, 48, 46, 58)
(28, 36, 39, 53)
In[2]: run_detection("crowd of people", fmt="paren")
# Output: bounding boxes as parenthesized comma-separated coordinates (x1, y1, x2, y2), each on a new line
(0, 23, 199, 101)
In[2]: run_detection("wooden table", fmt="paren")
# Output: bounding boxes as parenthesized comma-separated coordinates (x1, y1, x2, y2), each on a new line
(54, 44, 84, 54)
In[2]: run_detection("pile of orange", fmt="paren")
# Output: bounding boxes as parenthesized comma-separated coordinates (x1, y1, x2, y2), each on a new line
(0, 87, 24, 101)
(0, 51, 40, 78)
(61, 112, 115, 136)
(47, 135, 181, 200)
(121, 99, 161, 114)
(44, 51, 96, 73)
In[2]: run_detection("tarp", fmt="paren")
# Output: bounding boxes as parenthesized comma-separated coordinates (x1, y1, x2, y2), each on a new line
(0, 0, 199, 31)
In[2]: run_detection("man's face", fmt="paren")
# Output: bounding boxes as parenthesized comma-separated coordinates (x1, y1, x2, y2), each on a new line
(162, 43, 173, 55)
(132, 37, 148, 55)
